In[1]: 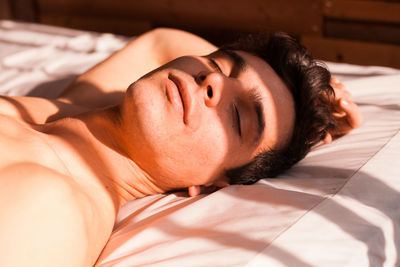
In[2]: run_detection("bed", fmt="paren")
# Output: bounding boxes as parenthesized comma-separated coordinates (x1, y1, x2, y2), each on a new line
(1, 20, 399, 267)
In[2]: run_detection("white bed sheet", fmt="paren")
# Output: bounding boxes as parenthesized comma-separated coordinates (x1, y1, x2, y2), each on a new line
(1, 20, 399, 267)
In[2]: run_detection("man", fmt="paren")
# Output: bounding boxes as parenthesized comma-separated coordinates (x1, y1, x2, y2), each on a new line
(0, 28, 362, 267)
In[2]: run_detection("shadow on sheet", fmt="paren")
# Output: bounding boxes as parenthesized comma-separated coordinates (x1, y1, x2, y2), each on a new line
(97, 165, 399, 267)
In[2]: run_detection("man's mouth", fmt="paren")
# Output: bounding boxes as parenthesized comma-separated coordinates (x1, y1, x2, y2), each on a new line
(166, 74, 183, 110)
(166, 73, 192, 125)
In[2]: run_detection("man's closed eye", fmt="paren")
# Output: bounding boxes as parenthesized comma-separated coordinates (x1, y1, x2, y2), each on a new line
(209, 58, 223, 74)
(234, 104, 242, 137)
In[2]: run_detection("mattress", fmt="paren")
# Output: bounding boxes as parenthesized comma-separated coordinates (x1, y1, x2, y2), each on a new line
(1, 20, 399, 267)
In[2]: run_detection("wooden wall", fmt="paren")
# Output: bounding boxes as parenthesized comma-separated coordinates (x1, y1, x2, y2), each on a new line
(0, 0, 12, 19)
(305, 0, 400, 68)
(3, 0, 400, 68)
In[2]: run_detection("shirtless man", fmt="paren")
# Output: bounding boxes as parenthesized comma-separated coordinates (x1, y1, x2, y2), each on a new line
(0, 28, 362, 267)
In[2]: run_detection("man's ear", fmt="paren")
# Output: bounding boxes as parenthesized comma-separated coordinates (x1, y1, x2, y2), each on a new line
(188, 177, 230, 197)
(188, 185, 201, 197)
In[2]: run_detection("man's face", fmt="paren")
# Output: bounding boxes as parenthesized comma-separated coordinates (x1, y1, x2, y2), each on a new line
(120, 49, 295, 191)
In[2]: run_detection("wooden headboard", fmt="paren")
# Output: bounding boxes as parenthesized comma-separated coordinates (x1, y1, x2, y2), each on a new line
(4, 0, 400, 68)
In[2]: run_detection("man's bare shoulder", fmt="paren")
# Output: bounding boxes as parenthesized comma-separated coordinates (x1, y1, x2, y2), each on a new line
(0, 162, 110, 266)
(0, 162, 94, 215)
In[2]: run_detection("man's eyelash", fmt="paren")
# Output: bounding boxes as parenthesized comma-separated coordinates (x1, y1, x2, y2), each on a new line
(234, 104, 242, 137)
(209, 58, 223, 74)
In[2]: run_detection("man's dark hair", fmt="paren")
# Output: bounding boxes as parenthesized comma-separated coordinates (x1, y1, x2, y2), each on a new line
(224, 32, 338, 185)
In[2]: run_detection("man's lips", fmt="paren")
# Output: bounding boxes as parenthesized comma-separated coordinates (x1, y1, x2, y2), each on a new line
(166, 74, 192, 125)
(166, 75, 183, 111)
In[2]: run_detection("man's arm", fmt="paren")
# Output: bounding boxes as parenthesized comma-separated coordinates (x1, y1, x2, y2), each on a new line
(58, 28, 217, 108)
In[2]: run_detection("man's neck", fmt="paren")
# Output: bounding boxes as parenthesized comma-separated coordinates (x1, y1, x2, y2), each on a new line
(39, 106, 164, 211)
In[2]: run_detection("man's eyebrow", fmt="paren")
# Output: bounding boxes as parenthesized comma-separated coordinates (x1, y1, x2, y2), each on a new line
(249, 88, 265, 144)
(218, 48, 246, 75)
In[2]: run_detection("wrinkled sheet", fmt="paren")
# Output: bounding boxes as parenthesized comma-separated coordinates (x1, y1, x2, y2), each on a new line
(1, 20, 399, 267)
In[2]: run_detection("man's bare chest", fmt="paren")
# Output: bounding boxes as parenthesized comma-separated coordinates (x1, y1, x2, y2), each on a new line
(0, 115, 66, 173)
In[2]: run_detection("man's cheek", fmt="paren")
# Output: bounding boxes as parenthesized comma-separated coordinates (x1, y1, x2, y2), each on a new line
(204, 130, 230, 160)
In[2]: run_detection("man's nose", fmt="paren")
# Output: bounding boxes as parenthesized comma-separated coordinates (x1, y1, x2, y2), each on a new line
(195, 71, 224, 107)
